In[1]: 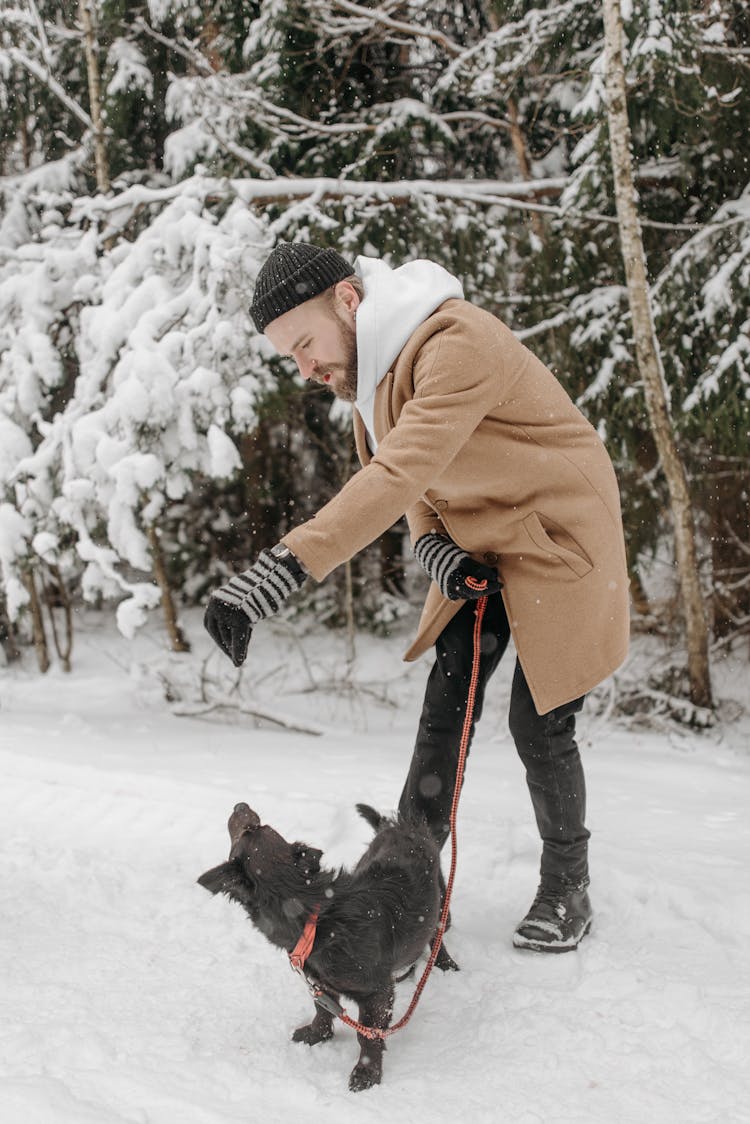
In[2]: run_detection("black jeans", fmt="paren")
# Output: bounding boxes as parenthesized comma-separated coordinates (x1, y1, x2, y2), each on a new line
(397, 593, 589, 887)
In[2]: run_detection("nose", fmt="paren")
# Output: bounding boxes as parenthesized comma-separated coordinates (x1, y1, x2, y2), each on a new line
(228, 802, 260, 841)
(296, 354, 316, 381)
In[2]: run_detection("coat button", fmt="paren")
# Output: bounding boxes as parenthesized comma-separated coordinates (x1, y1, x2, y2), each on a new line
(484, 552, 498, 564)
(434, 499, 448, 510)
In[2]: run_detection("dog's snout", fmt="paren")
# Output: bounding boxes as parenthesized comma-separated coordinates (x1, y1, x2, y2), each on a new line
(228, 802, 260, 841)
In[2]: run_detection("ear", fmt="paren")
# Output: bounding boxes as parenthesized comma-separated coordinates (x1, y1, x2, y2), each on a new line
(197, 861, 255, 909)
(333, 279, 360, 317)
(292, 843, 323, 878)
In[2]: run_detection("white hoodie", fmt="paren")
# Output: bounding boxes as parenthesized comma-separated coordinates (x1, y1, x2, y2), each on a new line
(353, 256, 464, 451)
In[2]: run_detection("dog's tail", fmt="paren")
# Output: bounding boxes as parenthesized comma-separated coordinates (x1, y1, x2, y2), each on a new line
(356, 802, 387, 832)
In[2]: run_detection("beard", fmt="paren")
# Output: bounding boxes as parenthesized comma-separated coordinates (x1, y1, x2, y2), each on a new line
(320, 309, 358, 402)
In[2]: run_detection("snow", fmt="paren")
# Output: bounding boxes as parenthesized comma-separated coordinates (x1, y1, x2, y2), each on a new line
(1, 610, 749, 1122)
(106, 39, 154, 100)
(0, 503, 30, 617)
(206, 423, 241, 478)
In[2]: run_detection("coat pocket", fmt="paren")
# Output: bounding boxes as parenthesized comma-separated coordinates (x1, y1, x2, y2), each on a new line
(522, 512, 593, 579)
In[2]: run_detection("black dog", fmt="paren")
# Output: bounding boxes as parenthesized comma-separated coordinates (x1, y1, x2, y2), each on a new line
(198, 801, 457, 1091)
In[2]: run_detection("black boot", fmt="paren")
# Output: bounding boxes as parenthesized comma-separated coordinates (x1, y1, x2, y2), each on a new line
(513, 880, 592, 953)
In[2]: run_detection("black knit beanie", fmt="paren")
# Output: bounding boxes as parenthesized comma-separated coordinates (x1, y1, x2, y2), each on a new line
(250, 242, 355, 332)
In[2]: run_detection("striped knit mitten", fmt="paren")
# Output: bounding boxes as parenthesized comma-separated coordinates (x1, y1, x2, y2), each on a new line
(204, 544, 307, 666)
(414, 532, 502, 601)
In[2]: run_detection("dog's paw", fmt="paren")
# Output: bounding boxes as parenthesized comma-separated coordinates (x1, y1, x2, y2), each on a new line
(292, 1022, 334, 1047)
(348, 1059, 382, 1092)
(434, 942, 460, 972)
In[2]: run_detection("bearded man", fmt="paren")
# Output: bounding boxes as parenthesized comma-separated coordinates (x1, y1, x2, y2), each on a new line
(204, 242, 630, 953)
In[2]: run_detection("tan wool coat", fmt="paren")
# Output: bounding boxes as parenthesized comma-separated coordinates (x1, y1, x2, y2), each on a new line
(283, 298, 630, 714)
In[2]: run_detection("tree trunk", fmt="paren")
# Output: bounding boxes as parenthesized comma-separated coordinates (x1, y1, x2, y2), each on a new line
(343, 558, 356, 667)
(484, 4, 545, 242)
(507, 99, 545, 241)
(0, 595, 21, 663)
(20, 76, 32, 170)
(602, 0, 712, 709)
(78, 0, 110, 193)
(43, 565, 74, 672)
(199, 6, 222, 73)
(148, 526, 191, 653)
(24, 570, 50, 673)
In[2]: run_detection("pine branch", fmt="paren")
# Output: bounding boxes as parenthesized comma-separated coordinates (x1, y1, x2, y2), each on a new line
(514, 293, 622, 341)
(701, 45, 750, 68)
(650, 200, 750, 300)
(205, 84, 513, 141)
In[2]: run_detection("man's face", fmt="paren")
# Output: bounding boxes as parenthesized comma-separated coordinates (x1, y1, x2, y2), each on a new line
(264, 283, 359, 402)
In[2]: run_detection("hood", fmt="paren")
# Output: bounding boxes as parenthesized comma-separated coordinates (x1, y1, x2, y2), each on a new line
(353, 256, 464, 449)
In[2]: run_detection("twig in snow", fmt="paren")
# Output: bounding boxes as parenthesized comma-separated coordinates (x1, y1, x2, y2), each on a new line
(172, 697, 324, 736)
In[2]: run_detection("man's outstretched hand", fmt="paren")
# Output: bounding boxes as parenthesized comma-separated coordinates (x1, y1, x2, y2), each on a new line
(204, 544, 307, 666)
(203, 599, 253, 667)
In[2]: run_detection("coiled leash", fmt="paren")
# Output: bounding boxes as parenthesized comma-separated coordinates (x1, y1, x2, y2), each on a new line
(290, 584, 489, 1039)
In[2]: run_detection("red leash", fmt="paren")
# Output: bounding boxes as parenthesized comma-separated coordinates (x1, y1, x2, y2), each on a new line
(290, 593, 488, 1039)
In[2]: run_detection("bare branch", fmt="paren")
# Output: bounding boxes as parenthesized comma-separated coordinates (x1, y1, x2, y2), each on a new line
(84, 172, 742, 238)
(203, 122, 277, 178)
(132, 15, 214, 75)
(330, 0, 464, 56)
(25, 0, 51, 58)
(3, 44, 93, 130)
(172, 697, 324, 736)
(441, 110, 512, 132)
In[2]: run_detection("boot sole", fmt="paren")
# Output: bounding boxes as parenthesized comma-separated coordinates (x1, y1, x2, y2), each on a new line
(513, 918, 592, 954)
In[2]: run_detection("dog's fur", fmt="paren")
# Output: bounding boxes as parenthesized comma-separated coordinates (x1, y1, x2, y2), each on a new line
(198, 801, 457, 1091)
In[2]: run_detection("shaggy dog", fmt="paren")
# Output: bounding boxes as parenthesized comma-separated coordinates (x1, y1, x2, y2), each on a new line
(198, 801, 457, 1091)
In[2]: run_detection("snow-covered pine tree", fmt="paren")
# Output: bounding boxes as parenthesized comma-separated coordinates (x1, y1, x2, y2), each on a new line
(14, 184, 271, 650)
(0, 153, 99, 668)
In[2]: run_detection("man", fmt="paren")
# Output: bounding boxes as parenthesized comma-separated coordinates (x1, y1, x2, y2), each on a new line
(204, 241, 630, 953)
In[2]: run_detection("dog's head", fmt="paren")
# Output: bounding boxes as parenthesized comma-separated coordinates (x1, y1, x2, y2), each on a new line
(197, 802, 324, 914)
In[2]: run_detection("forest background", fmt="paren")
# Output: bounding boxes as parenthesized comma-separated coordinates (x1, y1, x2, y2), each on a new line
(1, 0, 748, 720)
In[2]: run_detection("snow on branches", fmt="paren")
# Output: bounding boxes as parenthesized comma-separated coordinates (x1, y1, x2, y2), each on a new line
(1, 169, 272, 640)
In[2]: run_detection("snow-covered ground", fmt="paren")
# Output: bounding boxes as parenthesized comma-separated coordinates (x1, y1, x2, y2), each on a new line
(1, 609, 749, 1123)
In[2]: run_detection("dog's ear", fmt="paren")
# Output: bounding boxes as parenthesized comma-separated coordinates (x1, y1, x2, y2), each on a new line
(292, 842, 323, 878)
(197, 861, 255, 909)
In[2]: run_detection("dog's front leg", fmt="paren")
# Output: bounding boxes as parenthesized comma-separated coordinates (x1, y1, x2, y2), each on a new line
(349, 984, 394, 1093)
(432, 934, 460, 972)
(292, 999, 336, 1047)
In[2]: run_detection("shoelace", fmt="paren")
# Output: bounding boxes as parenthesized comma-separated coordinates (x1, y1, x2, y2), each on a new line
(529, 882, 585, 918)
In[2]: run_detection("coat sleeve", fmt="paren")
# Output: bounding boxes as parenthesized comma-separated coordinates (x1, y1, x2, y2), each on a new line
(282, 313, 505, 580)
(405, 499, 448, 546)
